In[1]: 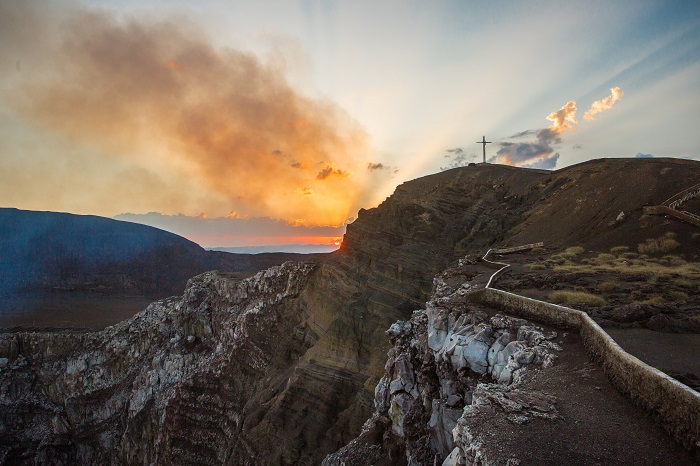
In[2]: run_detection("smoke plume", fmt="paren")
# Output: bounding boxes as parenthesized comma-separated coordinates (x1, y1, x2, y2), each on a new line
(0, 1, 377, 226)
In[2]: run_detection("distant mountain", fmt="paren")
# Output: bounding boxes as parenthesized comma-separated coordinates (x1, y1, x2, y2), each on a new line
(0, 208, 315, 298)
(210, 244, 339, 254)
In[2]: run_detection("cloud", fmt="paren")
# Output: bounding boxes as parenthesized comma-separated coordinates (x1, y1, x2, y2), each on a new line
(508, 130, 538, 139)
(573, 144, 583, 150)
(296, 187, 314, 195)
(490, 100, 577, 170)
(0, 1, 374, 226)
(545, 100, 577, 136)
(634, 153, 654, 158)
(584, 87, 623, 121)
(521, 153, 560, 170)
(316, 164, 349, 180)
(367, 162, 388, 170)
(440, 148, 477, 171)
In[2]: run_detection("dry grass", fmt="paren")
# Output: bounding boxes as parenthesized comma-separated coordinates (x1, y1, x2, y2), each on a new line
(598, 281, 620, 293)
(550, 290, 606, 306)
(565, 246, 585, 255)
(525, 263, 547, 270)
(638, 233, 680, 254)
(610, 246, 630, 255)
(553, 260, 700, 280)
(665, 290, 689, 303)
(636, 296, 665, 305)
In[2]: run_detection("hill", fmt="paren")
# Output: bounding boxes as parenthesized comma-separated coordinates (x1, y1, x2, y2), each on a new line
(0, 209, 313, 328)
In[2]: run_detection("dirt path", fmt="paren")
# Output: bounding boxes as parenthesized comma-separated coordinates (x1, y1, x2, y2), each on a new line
(467, 329, 698, 464)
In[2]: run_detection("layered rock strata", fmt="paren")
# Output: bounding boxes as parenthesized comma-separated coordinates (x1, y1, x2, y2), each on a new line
(0, 263, 322, 464)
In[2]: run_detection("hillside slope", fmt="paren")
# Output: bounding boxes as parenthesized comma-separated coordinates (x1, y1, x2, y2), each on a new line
(0, 208, 312, 298)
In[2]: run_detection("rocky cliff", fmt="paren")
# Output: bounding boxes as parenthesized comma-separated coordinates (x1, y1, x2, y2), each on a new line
(1, 158, 699, 464)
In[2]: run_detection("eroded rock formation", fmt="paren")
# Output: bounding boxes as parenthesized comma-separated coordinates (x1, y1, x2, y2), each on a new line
(323, 265, 561, 465)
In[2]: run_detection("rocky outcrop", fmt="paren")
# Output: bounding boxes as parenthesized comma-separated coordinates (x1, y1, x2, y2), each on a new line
(323, 264, 561, 466)
(0, 262, 321, 464)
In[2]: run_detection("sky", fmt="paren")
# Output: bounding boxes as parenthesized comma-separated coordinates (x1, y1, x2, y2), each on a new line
(1, 0, 699, 248)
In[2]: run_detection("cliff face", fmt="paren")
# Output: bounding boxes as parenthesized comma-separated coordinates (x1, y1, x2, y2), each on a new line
(322, 264, 560, 466)
(2, 159, 699, 464)
(1, 263, 318, 463)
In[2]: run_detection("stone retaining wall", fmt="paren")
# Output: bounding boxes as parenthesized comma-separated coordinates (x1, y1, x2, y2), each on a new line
(471, 286, 700, 452)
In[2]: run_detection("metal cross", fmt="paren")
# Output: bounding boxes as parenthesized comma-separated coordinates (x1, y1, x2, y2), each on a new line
(476, 135, 492, 163)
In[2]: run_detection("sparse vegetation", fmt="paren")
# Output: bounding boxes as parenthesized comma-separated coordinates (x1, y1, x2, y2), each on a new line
(636, 296, 665, 305)
(525, 263, 547, 270)
(665, 290, 689, 303)
(598, 281, 620, 293)
(596, 253, 616, 262)
(565, 246, 585, 256)
(610, 246, 629, 255)
(550, 290, 606, 306)
(638, 232, 680, 254)
(531, 247, 546, 254)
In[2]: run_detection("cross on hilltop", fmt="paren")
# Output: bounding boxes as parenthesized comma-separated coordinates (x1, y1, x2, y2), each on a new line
(476, 135, 491, 163)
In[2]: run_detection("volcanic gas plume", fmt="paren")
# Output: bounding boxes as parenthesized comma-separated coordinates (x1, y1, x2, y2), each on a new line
(0, 2, 384, 226)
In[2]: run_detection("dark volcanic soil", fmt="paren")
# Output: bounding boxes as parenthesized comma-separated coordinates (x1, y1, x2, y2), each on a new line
(467, 330, 698, 465)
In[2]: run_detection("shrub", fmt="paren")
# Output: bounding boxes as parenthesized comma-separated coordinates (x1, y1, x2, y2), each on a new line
(565, 246, 585, 255)
(531, 247, 546, 254)
(596, 253, 616, 262)
(636, 296, 665, 305)
(610, 246, 630, 255)
(620, 252, 638, 259)
(671, 278, 693, 288)
(598, 281, 620, 293)
(549, 291, 606, 306)
(638, 235, 680, 254)
(525, 263, 547, 270)
(662, 256, 687, 266)
(665, 290, 689, 302)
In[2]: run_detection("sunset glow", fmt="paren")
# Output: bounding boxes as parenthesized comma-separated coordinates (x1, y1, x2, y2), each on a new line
(0, 1, 698, 247)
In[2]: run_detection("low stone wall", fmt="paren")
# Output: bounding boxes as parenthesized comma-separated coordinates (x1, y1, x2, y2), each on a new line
(472, 286, 700, 452)
(580, 314, 700, 451)
(473, 288, 582, 330)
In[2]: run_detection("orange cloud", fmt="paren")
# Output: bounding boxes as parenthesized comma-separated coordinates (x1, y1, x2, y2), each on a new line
(584, 87, 623, 121)
(546, 100, 577, 135)
(316, 164, 349, 180)
(0, 2, 378, 227)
